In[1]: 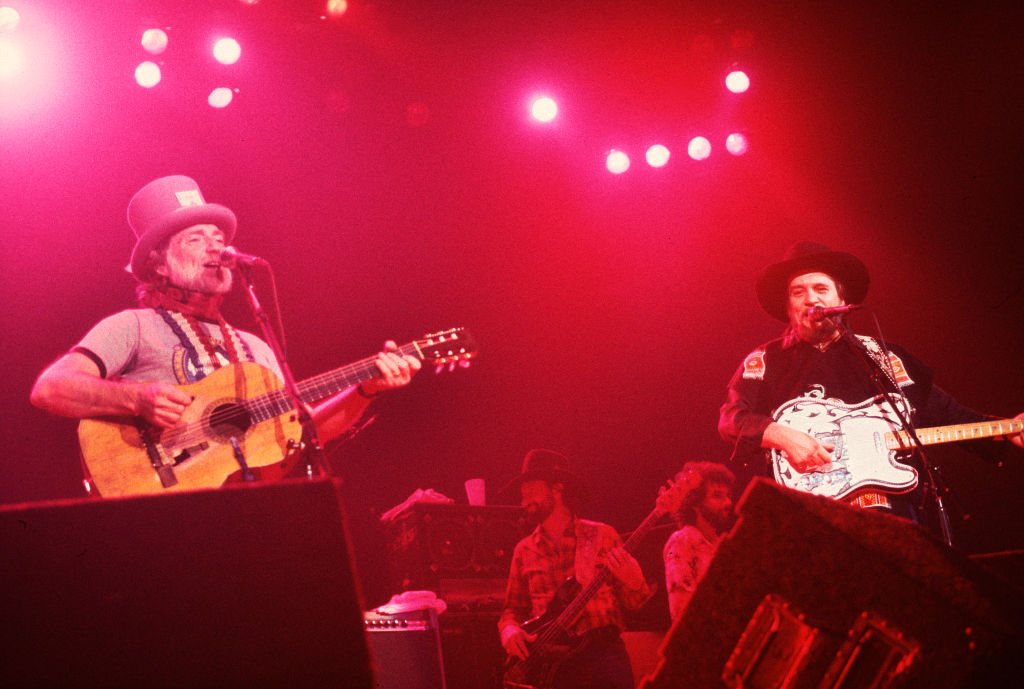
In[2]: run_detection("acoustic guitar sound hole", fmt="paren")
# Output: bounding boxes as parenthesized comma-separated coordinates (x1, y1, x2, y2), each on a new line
(209, 403, 253, 438)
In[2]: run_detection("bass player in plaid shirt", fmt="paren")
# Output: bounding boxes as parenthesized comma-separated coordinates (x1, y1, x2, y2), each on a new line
(498, 450, 653, 689)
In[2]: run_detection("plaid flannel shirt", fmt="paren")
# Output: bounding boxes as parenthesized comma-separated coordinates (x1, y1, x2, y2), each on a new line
(498, 517, 652, 637)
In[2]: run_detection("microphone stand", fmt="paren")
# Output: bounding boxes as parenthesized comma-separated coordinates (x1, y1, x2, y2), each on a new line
(834, 320, 955, 547)
(235, 262, 331, 480)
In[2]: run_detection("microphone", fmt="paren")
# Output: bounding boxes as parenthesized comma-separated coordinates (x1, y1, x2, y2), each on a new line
(220, 246, 269, 267)
(808, 304, 864, 321)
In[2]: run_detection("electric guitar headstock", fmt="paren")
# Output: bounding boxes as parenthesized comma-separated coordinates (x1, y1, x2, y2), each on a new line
(655, 470, 703, 516)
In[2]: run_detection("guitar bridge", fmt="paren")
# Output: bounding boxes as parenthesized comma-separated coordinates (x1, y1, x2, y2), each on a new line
(171, 442, 210, 466)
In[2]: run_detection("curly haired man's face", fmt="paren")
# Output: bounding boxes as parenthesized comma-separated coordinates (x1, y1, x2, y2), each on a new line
(700, 482, 734, 533)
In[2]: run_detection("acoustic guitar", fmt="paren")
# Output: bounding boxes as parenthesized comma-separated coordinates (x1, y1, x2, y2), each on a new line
(79, 328, 476, 497)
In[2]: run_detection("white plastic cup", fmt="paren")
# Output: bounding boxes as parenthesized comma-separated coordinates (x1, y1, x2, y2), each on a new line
(464, 478, 485, 506)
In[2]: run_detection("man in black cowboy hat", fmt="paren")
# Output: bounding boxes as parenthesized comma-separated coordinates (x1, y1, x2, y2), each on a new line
(31, 175, 419, 491)
(498, 449, 652, 689)
(719, 241, 1023, 520)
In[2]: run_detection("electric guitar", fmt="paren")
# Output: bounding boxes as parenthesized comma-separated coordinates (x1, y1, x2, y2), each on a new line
(771, 392, 1022, 502)
(79, 328, 476, 497)
(502, 473, 699, 689)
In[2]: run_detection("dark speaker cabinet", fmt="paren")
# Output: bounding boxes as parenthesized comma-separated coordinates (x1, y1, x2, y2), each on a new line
(642, 479, 1024, 689)
(1, 478, 373, 689)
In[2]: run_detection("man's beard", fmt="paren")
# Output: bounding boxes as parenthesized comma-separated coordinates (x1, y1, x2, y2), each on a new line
(701, 504, 735, 535)
(164, 252, 232, 295)
(794, 311, 840, 345)
(524, 497, 555, 525)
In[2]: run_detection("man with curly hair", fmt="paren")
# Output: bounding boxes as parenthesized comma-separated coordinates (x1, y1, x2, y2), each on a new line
(663, 462, 735, 621)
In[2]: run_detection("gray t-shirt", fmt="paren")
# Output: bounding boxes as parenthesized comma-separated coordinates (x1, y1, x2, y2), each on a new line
(75, 308, 282, 385)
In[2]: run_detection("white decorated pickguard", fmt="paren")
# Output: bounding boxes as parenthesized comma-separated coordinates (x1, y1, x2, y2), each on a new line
(770, 388, 919, 500)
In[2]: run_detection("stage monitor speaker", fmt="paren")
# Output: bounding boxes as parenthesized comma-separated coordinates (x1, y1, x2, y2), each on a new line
(1, 478, 373, 689)
(364, 608, 446, 689)
(641, 479, 1024, 689)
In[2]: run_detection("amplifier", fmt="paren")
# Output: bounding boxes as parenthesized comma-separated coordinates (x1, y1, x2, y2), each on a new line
(364, 608, 446, 689)
(386, 504, 529, 593)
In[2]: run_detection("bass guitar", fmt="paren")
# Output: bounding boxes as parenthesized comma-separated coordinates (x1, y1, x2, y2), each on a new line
(79, 328, 476, 497)
(771, 392, 1022, 502)
(502, 473, 698, 689)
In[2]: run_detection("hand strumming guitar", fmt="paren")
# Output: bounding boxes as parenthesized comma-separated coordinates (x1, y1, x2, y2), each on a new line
(500, 623, 538, 660)
(762, 421, 834, 473)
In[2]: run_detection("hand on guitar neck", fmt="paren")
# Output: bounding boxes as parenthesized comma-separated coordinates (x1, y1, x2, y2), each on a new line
(1011, 412, 1024, 449)
(602, 546, 645, 592)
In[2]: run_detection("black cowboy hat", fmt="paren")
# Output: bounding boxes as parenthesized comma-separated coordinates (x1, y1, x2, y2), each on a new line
(496, 449, 584, 503)
(755, 241, 869, 322)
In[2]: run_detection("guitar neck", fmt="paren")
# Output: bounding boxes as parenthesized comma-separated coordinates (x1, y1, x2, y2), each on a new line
(887, 418, 1023, 449)
(296, 341, 422, 402)
(246, 342, 423, 424)
(551, 507, 664, 632)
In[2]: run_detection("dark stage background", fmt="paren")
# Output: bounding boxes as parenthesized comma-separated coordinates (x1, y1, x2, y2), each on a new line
(3, 1, 1022, 606)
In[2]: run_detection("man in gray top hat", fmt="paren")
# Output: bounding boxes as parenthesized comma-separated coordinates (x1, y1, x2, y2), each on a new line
(31, 175, 420, 494)
(719, 241, 1023, 522)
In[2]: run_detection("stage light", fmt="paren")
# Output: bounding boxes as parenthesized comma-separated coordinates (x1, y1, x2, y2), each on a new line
(213, 37, 241, 65)
(645, 144, 670, 168)
(531, 96, 558, 123)
(208, 87, 233, 108)
(726, 133, 749, 156)
(687, 136, 711, 161)
(0, 41, 21, 82)
(606, 150, 630, 174)
(325, 0, 348, 17)
(725, 70, 750, 93)
(141, 28, 168, 56)
(0, 6, 20, 33)
(134, 61, 161, 88)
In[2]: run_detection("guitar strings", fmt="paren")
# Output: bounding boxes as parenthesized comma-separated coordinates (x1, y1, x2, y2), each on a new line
(154, 356, 405, 450)
(510, 506, 665, 680)
(153, 335, 474, 455)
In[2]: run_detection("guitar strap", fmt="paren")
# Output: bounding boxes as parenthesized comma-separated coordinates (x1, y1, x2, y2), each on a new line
(850, 336, 917, 511)
(854, 335, 913, 391)
(154, 307, 253, 381)
(139, 285, 254, 381)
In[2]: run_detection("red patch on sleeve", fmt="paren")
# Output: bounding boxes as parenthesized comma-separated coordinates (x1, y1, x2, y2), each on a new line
(887, 352, 913, 386)
(742, 349, 766, 380)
